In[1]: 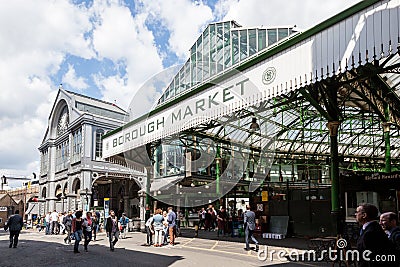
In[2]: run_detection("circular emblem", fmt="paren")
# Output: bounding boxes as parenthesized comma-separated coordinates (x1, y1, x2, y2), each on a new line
(262, 67, 276, 85)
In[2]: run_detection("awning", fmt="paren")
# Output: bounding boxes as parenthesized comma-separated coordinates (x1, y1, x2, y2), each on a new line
(26, 202, 38, 215)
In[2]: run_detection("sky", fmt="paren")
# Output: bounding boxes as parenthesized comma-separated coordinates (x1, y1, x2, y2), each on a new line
(0, 0, 361, 188)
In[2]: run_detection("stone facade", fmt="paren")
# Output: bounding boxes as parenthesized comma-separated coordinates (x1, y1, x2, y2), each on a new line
(38, 88, 142, 218)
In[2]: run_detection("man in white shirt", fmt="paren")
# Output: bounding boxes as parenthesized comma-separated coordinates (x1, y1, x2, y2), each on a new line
(50, 210, 59, 234)
(145, 216, 154, 246)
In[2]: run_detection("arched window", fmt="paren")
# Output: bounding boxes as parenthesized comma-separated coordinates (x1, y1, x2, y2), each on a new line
(55, 185, 62, 201)
(56, 106, 69, 136)
(42, 187, 47, 198)
(95, 129, 104, 160)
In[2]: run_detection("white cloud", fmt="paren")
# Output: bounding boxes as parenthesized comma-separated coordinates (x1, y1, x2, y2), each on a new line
(90, 1, 164, 110)
(140, 0, 214, 59)
(219, 0, 361, 30)
(0, 1, 94, 175)
(62, 64, 89, 90)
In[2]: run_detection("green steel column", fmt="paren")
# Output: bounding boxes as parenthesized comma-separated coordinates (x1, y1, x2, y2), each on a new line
(216, 144, 221, 195)
(327, 121, 340, 213)
(382, 122, 391, 173)
(383, 101, 391, 173)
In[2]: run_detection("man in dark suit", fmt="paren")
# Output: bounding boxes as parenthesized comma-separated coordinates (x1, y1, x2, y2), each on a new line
(355, 203, 395, 266)
(5, 210, 23, 248)
(380, 212, 400, 251)
(243, 205, 259, 252)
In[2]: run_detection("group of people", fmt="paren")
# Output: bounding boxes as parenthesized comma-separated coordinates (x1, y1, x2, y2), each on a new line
(355, 203, 400, 266)
(33, 208, 128, 253)
(145, 207, 177, 247)
(197, 205, 229, 238)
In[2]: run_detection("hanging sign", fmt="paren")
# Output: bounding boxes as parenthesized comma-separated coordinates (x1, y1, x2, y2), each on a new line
(261, 191, 268, 202)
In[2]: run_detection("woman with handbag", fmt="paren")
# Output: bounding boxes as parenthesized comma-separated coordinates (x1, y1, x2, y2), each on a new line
(71, 210, 83, 253)
(83, 211, 93, 252)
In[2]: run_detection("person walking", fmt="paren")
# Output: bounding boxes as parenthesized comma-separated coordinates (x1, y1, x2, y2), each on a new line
(105, 210, 119, 251)
(63, 210, 73, 244)
(50, 210, 59, 235)
(145, 215, 154, 246)
(243, 205, 259, 252)
(82, 211, 93, 252)
(198, 208, 206, 230)
(92, 211, 99, 241)
(119, 213, 129, 239)
(71, 210, 83, 253)
(45, 212, 51, 235)
(217, 207, 227, 237)
(5, 210, 23, 248)
(356, 203, 396, 267)
(167, 207, 177, 246)
(152, 209, 164, 247)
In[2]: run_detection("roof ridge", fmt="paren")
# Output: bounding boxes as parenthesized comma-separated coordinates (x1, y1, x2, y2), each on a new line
(65, 90, 127, 113)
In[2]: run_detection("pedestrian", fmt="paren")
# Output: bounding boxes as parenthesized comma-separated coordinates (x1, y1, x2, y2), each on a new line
(198, 207, 206, 229)
(105, 210, 119, 251)
(45, 212, 51, 235)
(119, 212, 129, 239)
(83, 211, 93, 252)
(243, 205, 259, 252)
(92, 211, 99, 241)
(63, 210, 73, 244)
(379, 212, 400, 251)
(71, 210, 83, 253)
(152, 209, 164, 247)
(355, 203, 395, 267)
(145, 215, 154, 246)
(59, 212, 65, 234)
(50, 210, 59, 234)
(5, 210, 23, 248)
(167, 207, 177, 245)
(217, 207, 227, 237)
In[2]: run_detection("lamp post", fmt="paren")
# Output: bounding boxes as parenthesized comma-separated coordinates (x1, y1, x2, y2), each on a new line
(85, 188, 88, 212)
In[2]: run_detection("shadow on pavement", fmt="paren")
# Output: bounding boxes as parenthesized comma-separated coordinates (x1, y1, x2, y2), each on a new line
(0, 237, 183, 267)
(180, 228, 310, 250)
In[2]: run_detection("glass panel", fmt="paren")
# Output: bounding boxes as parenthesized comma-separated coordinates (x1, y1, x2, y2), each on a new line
(216, 23, 224, 72)
(224, 22, 231, 68)
(258, 29, 266, 51)
(240, 30, 248, 61)
(184, 60, 190, 91)
(278, 28, 289, 41)
(196, 37, 203, 83)
(190, 44, 196, 86)
(232, 30, 239, 65)
(249, 29, 257, 56)
(268, 29, 277, 46)
(209, 24, 216, 77)
(203, 26, 210, 80)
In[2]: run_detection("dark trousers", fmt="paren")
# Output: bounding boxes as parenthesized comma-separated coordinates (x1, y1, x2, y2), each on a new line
(83, 230, 92, 250)
(73, 230, 82, 252)
(108, 231, 119, 250)
(92, 224, 98, 240)
(145, 226, 153, 245)
(9, 230, 20, 247)
(64, 228, 71, 243)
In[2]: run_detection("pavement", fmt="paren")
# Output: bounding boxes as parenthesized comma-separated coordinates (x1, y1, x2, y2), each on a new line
(0, 228, 335, 267)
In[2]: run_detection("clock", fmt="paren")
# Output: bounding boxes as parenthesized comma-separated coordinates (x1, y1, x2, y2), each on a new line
(57, 106, 69, 135)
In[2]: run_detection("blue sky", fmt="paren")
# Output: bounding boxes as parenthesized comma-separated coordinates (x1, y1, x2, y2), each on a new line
(0, 0, 360, 187)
